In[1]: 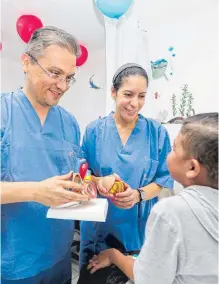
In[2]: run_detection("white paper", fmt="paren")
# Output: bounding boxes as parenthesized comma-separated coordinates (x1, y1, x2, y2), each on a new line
(46, 198, 108, 222)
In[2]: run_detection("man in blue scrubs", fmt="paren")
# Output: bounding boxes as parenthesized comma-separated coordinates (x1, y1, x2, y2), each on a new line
(1, 26, 89, 283)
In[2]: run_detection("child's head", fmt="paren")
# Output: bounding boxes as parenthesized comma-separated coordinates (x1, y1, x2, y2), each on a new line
(167, 113, 218, 189)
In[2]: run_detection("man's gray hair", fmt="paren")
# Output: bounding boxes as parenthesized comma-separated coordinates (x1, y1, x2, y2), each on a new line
(181, 112, 218, 188)
(25, 26, 81, 60)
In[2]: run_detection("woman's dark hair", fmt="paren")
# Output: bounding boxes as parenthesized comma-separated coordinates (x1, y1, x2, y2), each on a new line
(112, 63, 149, 92)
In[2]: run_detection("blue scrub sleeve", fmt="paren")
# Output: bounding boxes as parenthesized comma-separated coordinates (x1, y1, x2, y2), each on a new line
(153, 126, 174, 189)
(1, 94, 9, 139)
(81, 124, 97, 174)
(81, 122, 97, 161)
(1, 94, 10, 179)
(81, 128, 88, 161)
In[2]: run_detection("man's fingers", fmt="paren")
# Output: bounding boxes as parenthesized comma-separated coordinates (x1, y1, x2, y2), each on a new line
(61, 190, 90, 201)
(57, 171, 73, 180)
(59, 197, 75, 204)
(59, 180, 83, 191)
(54, 197, 77, 207)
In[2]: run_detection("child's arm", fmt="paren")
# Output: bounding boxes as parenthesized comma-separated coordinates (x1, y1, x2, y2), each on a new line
(88, 249, 135, 280)
(134, 203, 180, 284)
(110, 250, 135, 280)
(88, 201, 179, 284)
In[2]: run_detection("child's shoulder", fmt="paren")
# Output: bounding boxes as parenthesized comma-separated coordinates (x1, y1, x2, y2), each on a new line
(149, 194, 192, 235)
(153, 194, 190, 221)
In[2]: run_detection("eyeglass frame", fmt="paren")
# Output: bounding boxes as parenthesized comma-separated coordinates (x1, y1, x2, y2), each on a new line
(26, 53, 76, 86)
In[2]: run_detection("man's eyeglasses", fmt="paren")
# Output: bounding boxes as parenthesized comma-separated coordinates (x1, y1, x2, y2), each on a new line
(26, 53, 76, 86)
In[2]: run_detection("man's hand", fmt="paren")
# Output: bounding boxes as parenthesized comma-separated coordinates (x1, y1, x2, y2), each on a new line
(35, 172, 90, 207)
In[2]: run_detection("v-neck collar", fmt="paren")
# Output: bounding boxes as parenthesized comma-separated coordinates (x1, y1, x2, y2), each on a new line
(108, 112, 143, 153)
(16, 88, 54, 132)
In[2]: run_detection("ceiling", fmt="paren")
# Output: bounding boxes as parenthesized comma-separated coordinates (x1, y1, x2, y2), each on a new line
(1, 0, 105, 61)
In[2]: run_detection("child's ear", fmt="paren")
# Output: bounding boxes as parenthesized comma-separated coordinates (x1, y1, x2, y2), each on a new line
(186, 159, 200, 179)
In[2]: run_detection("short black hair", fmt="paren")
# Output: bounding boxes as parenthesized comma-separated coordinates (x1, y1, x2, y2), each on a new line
(181, 112, 218, 188)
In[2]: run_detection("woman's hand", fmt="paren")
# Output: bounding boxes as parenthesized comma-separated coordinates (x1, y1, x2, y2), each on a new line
(96, 174, 120, 199)
(87, 249, 114, 274)
(113, 182, 139, 209)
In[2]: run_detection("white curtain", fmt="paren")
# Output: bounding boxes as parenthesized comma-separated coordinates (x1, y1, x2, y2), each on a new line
(104, 0, 150, 115)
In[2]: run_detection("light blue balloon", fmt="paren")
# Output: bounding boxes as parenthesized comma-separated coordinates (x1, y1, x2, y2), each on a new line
(95, 0, 133, 19)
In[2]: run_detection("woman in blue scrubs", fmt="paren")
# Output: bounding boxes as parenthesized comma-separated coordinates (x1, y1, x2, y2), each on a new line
(79, 63, 174, 272)
(1, 27, 89, 284)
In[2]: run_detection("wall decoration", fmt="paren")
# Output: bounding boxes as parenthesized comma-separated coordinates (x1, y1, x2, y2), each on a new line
(151, 59, 168, 80)
(154, 92, 159, 99)
(168, 46, 176, 76)
(95, 0, 133, 19)
(171, 93, 178, 117)
(151, 47, 176, 80)
(153, 85, 195, 124)
(178, 84, 195, 117)
(76, 44, 88, 67)
(169, 84, 195, 123)
(89, 75, 102, 89)
(16, 15, 43, 43)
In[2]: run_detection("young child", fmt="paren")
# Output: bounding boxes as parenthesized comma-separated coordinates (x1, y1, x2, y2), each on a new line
(85, 112, 218, 284)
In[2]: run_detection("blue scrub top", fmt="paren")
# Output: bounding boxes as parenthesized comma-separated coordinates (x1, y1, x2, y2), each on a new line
(1, 89, 81, 280)
(80, 113, 173, 265)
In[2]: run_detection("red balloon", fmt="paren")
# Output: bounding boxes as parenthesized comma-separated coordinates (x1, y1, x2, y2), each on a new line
(0, 42, 2, 51)
(79, 162, 89, 180)
(16, 15, 43, 43)
(76, 44, 88, 67)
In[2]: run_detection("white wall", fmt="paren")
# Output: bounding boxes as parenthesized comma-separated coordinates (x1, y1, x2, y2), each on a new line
(1, 57, 25, 91)
(139, 0, 218, 121)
